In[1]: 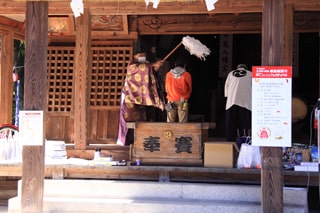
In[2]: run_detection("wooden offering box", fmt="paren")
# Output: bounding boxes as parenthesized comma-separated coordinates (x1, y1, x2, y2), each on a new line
(132, 122, 205, 166)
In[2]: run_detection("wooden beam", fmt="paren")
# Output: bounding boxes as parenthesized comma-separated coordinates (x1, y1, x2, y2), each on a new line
(287, 0, 320, 11)
(284, 4, 293, 66)
(22, 2, 48, 212)
(0, 162, 319, 186)
(137, 14, 262, 35)
(0, 16, 24, 31)
(261, 0, 285, 212)
(91, 31, 138, 39)
(73, 9, 91, 150)
(0, 31, 14, 126)
(135, 12, 320, 35)
(1, 11, 319, 38)
(0, 1, 319, 17)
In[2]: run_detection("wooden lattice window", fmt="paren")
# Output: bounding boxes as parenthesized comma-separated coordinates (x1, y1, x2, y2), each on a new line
(47, 47, 74, 112)
(90, 46, 131, 107)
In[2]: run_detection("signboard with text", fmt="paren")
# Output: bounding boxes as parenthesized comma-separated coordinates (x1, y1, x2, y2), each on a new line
(252, 66, 292, 147)
(19, 110, 44, 146)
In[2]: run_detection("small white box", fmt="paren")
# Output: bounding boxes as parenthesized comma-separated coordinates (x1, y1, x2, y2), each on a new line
(300, 162, 318, 167)
(294, 165, 319, 172)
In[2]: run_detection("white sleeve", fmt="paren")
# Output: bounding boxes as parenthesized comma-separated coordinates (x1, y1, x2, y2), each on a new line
(224, 74, 230, 97)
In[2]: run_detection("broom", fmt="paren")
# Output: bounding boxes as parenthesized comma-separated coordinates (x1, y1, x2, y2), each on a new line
(163, 36, 211, 61)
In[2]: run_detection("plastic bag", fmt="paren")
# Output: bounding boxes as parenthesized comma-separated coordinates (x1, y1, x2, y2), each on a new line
(0, 137, 6, 160)
(237, 135, 251, 149)
(164, 102, 175, 111)
(237, 138, 261, 169)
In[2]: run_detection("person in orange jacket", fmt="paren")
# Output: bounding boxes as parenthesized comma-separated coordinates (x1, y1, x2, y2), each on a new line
(165, 56, 192, 122)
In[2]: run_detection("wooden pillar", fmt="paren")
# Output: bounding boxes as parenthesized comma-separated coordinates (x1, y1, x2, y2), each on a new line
(319, 32, 320, 98)
(21, 2, 48, 212)
(261, 0, 285, 212)
(319, 32, 320, 200)
(74, 9, 91, 150)
(0, 31, 14, 125)
(284, 4, 293, 66)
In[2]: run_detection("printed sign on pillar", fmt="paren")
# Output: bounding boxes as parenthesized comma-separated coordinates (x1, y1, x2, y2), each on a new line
(252, 66, 292, 147)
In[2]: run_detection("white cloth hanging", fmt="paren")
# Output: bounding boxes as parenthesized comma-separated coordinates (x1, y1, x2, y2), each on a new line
(205, 0, 218, 11)
(145, 0, 160, 9)
(70, 0, 84, 18)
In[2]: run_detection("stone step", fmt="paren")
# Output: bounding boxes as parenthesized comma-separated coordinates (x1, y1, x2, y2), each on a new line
(9, 180, 308, 213)
(9, 196, 264, 213)
(9, 195, 307, 213)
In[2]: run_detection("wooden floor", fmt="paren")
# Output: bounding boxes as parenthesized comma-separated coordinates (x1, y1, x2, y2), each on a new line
(0, 161, 318, 186)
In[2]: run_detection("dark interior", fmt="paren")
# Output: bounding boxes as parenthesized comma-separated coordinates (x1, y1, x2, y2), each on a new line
(140, 33, 319, 144)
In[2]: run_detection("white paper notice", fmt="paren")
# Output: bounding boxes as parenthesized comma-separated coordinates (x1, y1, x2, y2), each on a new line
(252, 66, 292, 147)
(19, 110, 44, 146)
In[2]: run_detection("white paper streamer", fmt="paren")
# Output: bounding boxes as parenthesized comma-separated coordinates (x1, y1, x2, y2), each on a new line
(145, 0, 160, 9)
(182, 36, 211, 61)
(205, 0, 219, 11)
(70, 0, 84, 18)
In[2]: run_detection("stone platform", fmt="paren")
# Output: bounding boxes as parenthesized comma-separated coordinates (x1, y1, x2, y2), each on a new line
(8, 179, 308, 213)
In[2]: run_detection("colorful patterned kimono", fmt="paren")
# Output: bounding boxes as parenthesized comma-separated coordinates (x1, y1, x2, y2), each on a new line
(117, 60, 165, 146)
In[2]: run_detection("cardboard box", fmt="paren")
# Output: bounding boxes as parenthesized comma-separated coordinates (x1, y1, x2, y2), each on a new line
(204, 142, 239, 168)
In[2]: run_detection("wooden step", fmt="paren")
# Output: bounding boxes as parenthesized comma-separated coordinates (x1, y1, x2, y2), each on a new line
(0, 179, 18, 206)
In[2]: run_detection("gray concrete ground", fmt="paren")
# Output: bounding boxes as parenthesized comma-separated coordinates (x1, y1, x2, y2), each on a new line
(0, 205, 7, 213)
(1, 204, 319, 212)
(0, 186, 319, 213)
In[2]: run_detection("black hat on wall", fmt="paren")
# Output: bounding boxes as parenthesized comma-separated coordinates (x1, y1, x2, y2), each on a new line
(237, 64, 248, 70)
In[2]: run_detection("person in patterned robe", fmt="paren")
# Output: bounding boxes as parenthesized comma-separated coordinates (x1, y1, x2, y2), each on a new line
(117, 50, 165, 146)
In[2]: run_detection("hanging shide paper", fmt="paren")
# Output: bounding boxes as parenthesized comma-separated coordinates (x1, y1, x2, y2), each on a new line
(163, 35, 211, 61)
(181, 36, 211, 61)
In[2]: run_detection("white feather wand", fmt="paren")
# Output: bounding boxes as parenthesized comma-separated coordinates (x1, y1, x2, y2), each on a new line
(163, 36, 211, 61)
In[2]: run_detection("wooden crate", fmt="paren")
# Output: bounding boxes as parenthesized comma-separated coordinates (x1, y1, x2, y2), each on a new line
(132, 122, 205, 166)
